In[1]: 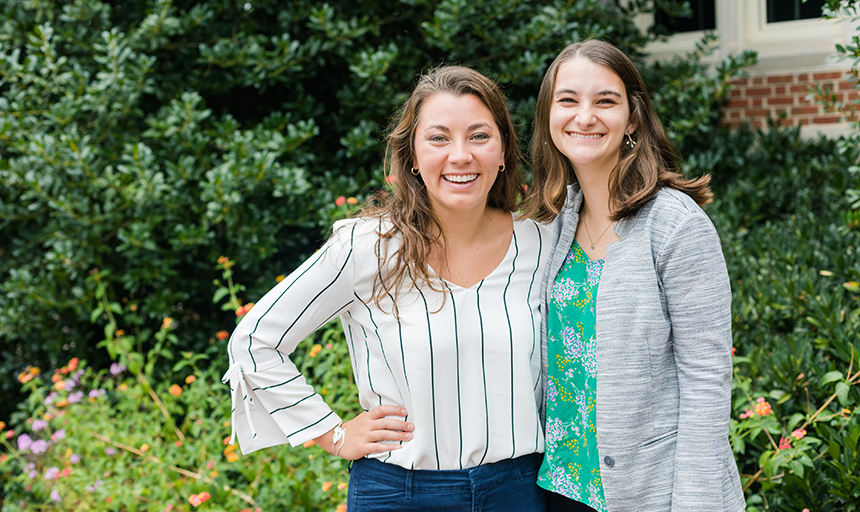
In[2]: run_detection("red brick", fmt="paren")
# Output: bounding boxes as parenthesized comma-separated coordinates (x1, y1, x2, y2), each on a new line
(752, 98, 763, 107)
(726, 99, 749, 108)
(728, 78, 748, 86)
(791, 85, 811, 93)
(792, 106, 819, 115)
(846, 91, 860, 101)
(746, 87, 771, 96)
(729, 111, 742, 119)
(799, 118, 810, 126)
(813, 72, 843, 80)
(730, 89, 744, 99)
(767, 75, 793, 84)
(774, 86, 786, 94)
(797, 74, 809, 82)
(746, 109, 770, 117)
(768, 96, 795, 105)
(813, 115, 842, 124)
(839, 81, 858, 90)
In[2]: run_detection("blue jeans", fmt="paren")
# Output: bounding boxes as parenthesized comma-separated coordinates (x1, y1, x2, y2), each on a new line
(346, 453, 546, 511)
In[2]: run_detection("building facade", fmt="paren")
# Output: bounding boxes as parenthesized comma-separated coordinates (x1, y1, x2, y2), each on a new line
(639, 0, 859, 136)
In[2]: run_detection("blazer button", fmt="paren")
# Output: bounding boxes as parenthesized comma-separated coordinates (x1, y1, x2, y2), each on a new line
(603, 456, 615, 468)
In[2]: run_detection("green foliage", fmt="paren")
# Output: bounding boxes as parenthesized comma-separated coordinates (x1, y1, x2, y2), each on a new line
(1, 261, 361, 511)
(702, 124, 860, 510)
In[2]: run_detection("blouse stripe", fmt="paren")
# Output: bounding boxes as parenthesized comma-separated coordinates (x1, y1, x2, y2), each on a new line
(244, 246, 328, 371)
(476, 279, 490, 466)
(272, 226, 356, 355)
(288, 410, 335, 438)
(252, 375, 300, 391)
(271, 393, 315, 414)
(445, 282, 465, 470)
(505, 228, 519, 458)
(360, 296, 406, 405)
(418, 288, 441, 470)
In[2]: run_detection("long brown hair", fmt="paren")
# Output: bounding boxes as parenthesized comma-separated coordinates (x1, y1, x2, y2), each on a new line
(360, 65, 525, 305)
(527, 39, 711, 222)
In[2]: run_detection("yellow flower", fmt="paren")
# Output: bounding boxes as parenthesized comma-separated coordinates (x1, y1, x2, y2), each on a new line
(226, 451, 239, 463)
(169, 384, 182, 397)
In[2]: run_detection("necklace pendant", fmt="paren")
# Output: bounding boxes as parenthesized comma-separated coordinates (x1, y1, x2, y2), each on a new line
(590, 244, 595, 249)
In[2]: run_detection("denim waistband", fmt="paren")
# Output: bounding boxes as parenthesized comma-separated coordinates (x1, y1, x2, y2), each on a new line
(350, 453, 542, 493)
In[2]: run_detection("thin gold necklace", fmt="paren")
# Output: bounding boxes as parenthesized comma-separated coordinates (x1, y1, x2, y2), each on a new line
(583, 216, 614, 250)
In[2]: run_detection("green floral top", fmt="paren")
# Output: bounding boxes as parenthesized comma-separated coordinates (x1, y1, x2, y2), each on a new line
(537, 240, 607, 511)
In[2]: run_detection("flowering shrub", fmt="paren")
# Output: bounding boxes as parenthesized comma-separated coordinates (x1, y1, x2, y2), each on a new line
(0, 260, 359, 511)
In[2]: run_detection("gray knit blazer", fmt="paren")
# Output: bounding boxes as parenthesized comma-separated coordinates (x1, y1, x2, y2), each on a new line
(540, 186, 745, 511)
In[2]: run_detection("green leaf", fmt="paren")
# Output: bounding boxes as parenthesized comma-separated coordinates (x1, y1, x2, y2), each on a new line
(212, 287, 229, 304)
(821, 371, 844, 385)
(836, 381, 850, 406)
(789, 459, 804, 478)
(90, 306, 104, 324)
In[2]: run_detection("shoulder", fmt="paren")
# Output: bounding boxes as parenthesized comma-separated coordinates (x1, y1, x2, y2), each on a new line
(513, 215, 551, 238)
(632, 188, 714, 236)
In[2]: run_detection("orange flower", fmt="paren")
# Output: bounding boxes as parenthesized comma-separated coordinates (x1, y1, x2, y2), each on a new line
(175, 441, 182, 447)
(0, 454, 7, 464)
(118, 384, 128, 391)
(337, 482, 348, 491)
(169, 384, 182, 397)
(0, 421, 5, 430)
(335, 196, 346, 206)
(223, 436, 231, 445)
(386, 175, 397, 183)
(140, 443, 150, 453)
(60, 467, 72, 478)
(336, 504, 347, 512)
(275, 275, 286, 283)
(303, 439, 316, 448)
(309, 344, 322, 358)
(217, 256, 233, 268)
(115, 329, 125, 337)
(56, 400, 69, 408)
(68, 358, 79, 371)
(185, 375, 197, 384)
(215, 330, 229, 341)
(346, 197, 358, 205)
(322, 481, 333, 492)
(52, 373, 62, 383)
(162, 317, 174, 330)
(226, 451, 239, 463)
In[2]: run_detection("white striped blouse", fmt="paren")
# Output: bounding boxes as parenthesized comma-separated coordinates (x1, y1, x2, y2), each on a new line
(223, 215, 550, 470)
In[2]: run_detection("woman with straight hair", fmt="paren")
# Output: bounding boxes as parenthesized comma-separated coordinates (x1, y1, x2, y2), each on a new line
(223, 65, 550, 511)
(527, 40, 744, 511)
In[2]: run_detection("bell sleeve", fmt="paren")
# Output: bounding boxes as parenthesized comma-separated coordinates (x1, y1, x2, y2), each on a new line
(222, 219, 360, 454)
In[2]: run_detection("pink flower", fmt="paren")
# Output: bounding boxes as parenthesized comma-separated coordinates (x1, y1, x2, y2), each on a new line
(731, 347, 737, 356)
(791, 428, 807, 440)
(754, 397, 772, 417)
(32, 419, 47, 431)
(51, 429, 66, 441)
(30, 439, 49, 454)
(335, 196, 346, 206)
(45, 467, 60, 480)
(778, 437, 791, 451)
(740, 409, 754, 419)
(17, 434, 33, 451)
(50, 490, 61, 502)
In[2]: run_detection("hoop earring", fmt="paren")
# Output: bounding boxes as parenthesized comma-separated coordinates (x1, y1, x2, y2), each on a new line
(499, 163, 505, 172)
(625, 133, 636, 148)
(411, 167, 419, 176)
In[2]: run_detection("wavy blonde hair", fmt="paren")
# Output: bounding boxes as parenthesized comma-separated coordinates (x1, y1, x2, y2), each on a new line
(526, 40, 711, 222)
(360, 65, 525, 306)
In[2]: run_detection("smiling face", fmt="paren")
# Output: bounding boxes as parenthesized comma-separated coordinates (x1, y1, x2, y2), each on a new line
(413, 92, 505, 217)
(549, 57, 635, 176)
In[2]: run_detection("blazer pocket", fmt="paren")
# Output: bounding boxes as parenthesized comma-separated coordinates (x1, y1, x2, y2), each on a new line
(640, 429, 678, 448)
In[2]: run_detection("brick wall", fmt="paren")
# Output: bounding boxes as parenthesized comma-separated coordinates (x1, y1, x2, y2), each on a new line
(723, 70, 858, 129)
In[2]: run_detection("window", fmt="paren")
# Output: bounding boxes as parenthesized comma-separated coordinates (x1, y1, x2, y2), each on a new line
(654, 0, 716, 34)
(766, 0, 826, 23)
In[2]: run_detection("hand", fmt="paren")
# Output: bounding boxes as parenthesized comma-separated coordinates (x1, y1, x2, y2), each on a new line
(314, 405, 414, 460)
